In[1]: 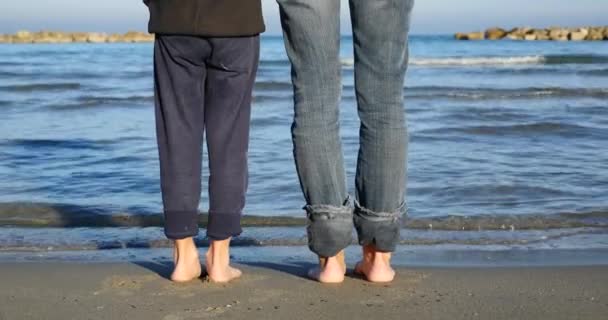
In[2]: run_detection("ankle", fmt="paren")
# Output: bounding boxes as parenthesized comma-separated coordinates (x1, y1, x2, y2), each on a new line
(324, 256, 343, 268)
(360, 246, 392, 265)
(371, 251, 392, 269)
(362, 245, 375, 260)
(310, 255, 346, 283)
(170, 238, 202, 282)
(205, 238, 232, 267)
(321, 251, 346, 268)
(174, 238, 199, 258)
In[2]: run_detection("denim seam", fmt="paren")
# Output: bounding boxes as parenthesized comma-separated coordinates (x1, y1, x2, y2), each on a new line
(354, 199, 406, 223)
(304, 196, 353, 220)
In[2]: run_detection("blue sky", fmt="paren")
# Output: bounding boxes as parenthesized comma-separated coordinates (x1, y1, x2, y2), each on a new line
(0, 0, 606, 35)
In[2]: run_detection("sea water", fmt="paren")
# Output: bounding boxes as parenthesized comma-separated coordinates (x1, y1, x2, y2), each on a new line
(1, 36, 607, 261)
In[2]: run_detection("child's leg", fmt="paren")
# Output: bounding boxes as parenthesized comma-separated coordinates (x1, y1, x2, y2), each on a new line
(203, 36, 260, 283)
(154, 35, 212, 282)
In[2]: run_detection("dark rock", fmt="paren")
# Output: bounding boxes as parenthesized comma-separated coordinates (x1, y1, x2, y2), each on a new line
(455, 32, 468, 40)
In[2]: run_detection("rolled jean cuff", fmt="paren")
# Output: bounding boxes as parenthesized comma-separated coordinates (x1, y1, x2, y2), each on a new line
(164, 210, 199, 240)
(305, 197, 353, 258)
(206, 212, 243, 241)
(353, 200, 406, 252)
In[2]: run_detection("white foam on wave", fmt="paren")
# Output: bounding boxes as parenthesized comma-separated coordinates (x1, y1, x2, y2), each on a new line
(413, 56, 547, 66)
(340, 58, 355, 66)
(340, 56, 547, 67)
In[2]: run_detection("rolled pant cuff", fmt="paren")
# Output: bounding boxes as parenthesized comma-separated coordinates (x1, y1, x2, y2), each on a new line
(206, 212, 243, 241)
(305, 197, 353, 257)
(164, 210, 199, 240)
(353, 200, 406, 252)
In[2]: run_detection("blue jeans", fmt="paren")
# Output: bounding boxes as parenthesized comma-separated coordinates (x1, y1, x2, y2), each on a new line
(278, 0, 414, 257)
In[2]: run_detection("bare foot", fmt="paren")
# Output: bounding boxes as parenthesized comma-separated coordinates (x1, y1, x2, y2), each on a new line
(354, 245, 396, 283)
(308, 250, 347, 284)
(205, 238, 242, 283)
(171, 238, 202, 283)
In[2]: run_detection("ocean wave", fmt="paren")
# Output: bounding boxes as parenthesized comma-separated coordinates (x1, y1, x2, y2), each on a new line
(253, 94, 292, 103)
(417, 122, 608, 139)
(1, 202, 607, 230)
(544, 54, 608, 64)
(339, 54, 608, 67)
(580, 68, 608, 76)
(0, 83, 81, 92)
(405, 86, 608, 100)
(77, 95, 153, 105)
(45, 95, 154, 110)
(459, 67, 608, 76)
(254, 81, 293, 91)
(31, 86, 608, 110)
(436, 107, 533, 122)
(412, 56, 546, 66)
(1, 219, 608, 252)
(251, 82, 608, 100)
(253, 81, 358, 93)
(2, 227, 607, 251)
(0, 61, 25, 66)
(0, 71, 22, 77)
(270, 56, 549, 68)
(122, 70, 153, 79)
(0, 138, 132, 151)
(259, 59, 290, 67)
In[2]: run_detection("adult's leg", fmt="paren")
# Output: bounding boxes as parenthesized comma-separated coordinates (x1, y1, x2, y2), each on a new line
(350, 0, 415, 282)
(277, 0, 350, 283)
(203, 36, 260, 282)
(154, 35, 209, 282)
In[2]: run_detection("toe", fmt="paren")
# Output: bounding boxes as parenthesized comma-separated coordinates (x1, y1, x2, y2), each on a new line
(231, 267, 243, 279)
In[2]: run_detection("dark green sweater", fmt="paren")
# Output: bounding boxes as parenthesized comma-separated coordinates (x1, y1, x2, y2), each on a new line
(145, 0, 265, 37)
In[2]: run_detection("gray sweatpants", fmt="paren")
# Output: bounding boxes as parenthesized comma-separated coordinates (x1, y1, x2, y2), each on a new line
(154, 35, 259, 240)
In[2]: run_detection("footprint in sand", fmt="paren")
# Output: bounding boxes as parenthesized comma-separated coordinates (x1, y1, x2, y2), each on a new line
(98, 274, 159, 296)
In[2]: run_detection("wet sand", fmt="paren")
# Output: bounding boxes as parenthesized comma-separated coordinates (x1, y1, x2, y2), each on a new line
(0, 262, 606, 319)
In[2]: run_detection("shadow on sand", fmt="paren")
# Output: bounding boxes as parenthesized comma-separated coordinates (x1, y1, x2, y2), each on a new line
(131, 259, 319, 282)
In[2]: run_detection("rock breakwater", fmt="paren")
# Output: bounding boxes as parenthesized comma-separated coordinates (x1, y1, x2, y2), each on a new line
(0, 31, 154, 44)
(456, 26, 608, 41)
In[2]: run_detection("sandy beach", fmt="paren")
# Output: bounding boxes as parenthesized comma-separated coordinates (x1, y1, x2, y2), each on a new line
(0, 262, 606, 319)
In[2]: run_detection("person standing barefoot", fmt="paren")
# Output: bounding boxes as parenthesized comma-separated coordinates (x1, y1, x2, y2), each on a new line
(277, 0, 415, 283)
(144, 0, 264, 283)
